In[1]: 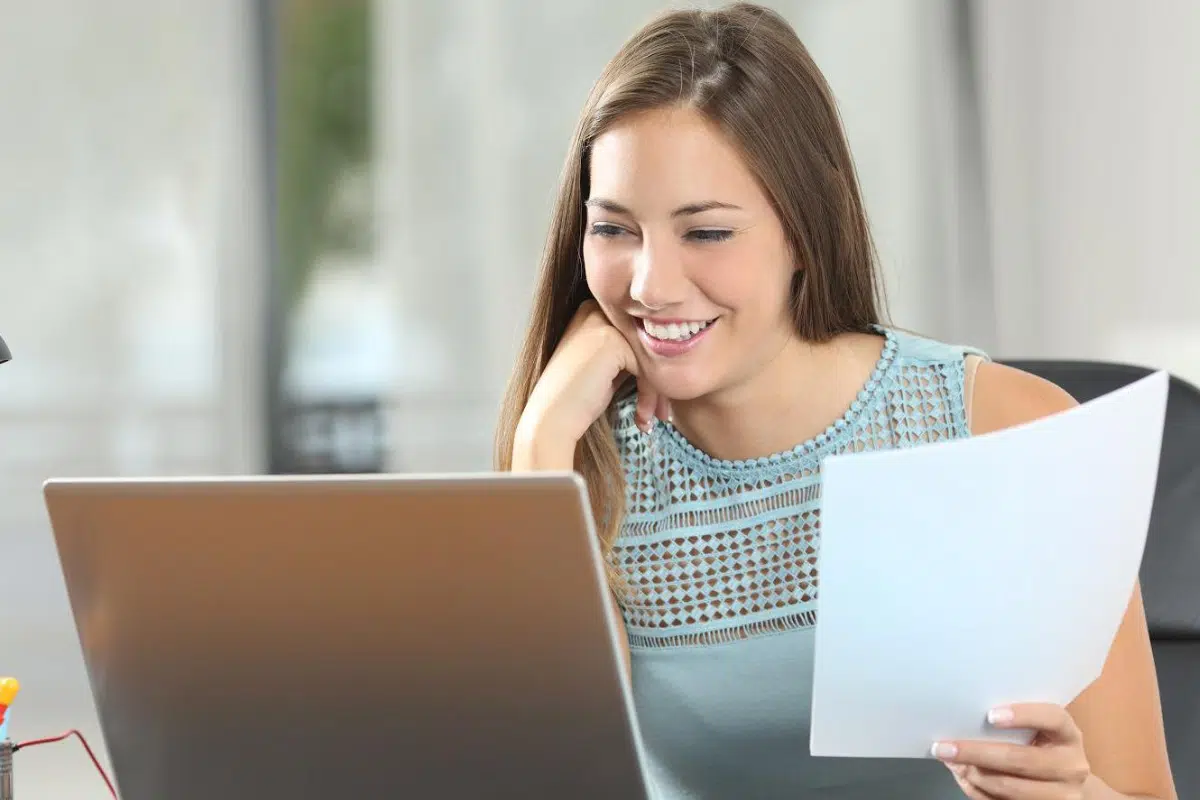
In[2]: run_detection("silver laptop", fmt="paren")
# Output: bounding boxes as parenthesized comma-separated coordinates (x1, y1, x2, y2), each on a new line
(43, 473, 651, 799)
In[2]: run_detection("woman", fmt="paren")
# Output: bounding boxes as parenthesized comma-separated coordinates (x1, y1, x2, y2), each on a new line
(495, 4, 1177, 798)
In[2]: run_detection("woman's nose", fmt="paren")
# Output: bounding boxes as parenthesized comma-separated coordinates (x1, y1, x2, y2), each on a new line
(629, 239, 687, 310)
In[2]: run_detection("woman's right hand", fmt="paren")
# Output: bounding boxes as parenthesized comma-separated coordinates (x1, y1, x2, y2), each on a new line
(514, 301, 669, 470)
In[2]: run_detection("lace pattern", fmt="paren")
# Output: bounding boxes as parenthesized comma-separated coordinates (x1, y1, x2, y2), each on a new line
(609, 328, 981, 650)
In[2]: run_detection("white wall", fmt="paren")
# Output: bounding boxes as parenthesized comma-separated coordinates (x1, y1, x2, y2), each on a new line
(0, 1, 266, 794)
(974, 0, 1200, 381)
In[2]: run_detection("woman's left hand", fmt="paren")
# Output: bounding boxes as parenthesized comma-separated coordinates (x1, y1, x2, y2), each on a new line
(932, 703, 1092, 799)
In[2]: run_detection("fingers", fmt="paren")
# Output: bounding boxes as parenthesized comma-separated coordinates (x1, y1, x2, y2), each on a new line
(935, 739, 1087, 784)
(988, 704, 1083, 746)
(932, 705, 1091, 800)
(632, 388, 673, 433)
(655, 393, 672, 424)
(632, 370, 672, 433)
(634, 378, 659, 433)
(574, 298, 671, 432)
(945, 764, 1004, 800)
(956, 765, 1081, 800)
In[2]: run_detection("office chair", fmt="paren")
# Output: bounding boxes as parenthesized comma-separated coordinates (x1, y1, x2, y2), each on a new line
(1004, 360, 1200, 795)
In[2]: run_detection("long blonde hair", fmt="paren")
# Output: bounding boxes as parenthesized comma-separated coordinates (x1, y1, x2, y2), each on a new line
(495, 3, 883, 587)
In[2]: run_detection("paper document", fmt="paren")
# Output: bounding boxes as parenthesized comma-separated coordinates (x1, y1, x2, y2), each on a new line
(809, 370, 1169, 758)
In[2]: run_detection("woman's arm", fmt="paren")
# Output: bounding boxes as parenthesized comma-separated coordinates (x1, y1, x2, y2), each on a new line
(969, 362, 1177, 800)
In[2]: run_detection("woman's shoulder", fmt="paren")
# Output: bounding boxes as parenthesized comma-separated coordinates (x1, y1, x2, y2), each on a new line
(878, 325, 1077, 436)
(969, 361, 1078, 436)
(883, 325, 988, 365)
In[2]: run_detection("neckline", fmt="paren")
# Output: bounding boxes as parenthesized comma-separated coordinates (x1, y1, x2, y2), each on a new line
(650, 326, 899, 473)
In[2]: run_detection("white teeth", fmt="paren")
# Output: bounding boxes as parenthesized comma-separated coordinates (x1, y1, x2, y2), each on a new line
(643, 318, 713, 342)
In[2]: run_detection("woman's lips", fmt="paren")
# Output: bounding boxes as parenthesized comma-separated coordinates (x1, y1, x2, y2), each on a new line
(635, 317, 717, 358)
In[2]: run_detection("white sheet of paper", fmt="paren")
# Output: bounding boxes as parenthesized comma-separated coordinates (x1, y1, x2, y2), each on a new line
(809, 370, 1169, 758)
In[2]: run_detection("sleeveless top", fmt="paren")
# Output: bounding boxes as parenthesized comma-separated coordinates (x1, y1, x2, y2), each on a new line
(609, 327, 987, 799)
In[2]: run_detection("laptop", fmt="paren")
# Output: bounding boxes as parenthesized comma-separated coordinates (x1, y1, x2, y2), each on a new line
(43, 473, 651, 799)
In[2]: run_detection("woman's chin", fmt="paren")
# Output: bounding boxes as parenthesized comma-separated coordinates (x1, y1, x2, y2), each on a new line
(641, 369, 715, 404)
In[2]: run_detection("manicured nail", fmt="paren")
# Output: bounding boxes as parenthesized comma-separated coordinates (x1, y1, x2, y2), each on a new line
(931, 742, 958, 760)
(987, 706, 1014, 725)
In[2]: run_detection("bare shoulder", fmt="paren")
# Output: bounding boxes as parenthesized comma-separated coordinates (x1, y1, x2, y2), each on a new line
(969, 361, 1079, 436)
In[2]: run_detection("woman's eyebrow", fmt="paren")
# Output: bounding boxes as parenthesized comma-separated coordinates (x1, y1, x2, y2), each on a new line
(584, 198, 743, 217)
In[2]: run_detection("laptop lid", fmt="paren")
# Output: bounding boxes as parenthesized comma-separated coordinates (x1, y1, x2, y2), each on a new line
(43, 472, 650, 800)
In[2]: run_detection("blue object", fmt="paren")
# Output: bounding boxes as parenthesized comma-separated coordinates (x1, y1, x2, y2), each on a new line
(609, 326, 988, 798)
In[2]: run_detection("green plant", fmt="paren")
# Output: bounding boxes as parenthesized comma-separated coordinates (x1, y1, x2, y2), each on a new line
(277, 0, 372, 311)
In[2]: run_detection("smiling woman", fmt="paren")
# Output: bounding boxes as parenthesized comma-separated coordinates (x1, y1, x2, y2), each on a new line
(495, 3, 1178, 799)
(582, 105, 808, 403)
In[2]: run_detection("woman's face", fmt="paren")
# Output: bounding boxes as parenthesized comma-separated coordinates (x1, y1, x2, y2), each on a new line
(584, 106, 797, 402)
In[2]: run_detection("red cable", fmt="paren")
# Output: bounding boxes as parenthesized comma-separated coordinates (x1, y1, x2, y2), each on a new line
(14, 729, 118, 798)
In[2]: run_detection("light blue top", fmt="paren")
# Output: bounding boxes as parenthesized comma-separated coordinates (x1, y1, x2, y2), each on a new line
(610, 326, 987, 799)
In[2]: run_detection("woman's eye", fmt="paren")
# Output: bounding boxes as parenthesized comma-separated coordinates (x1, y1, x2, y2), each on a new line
(589, 223, 627, 238)
(687, 228, 734, 243)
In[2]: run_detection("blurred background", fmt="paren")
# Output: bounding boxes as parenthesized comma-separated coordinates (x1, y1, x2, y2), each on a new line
(0, 0, 1197, 794)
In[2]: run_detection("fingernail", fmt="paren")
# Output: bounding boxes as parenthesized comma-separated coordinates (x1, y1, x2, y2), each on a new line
(931, 742, 958, 760)
(987, 706, 1014, 725)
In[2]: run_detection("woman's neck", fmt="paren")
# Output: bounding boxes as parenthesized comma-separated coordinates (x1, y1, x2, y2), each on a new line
(668, 330, 886, 462)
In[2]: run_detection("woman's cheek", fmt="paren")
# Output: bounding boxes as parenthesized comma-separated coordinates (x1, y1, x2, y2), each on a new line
(584, 249, 630, 307)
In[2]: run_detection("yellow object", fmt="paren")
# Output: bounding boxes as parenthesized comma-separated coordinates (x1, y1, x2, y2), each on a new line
(0, 679, 18, 707)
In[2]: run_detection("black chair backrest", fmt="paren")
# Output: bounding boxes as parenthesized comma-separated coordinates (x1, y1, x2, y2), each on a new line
(1003, 361, 1200, 639)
